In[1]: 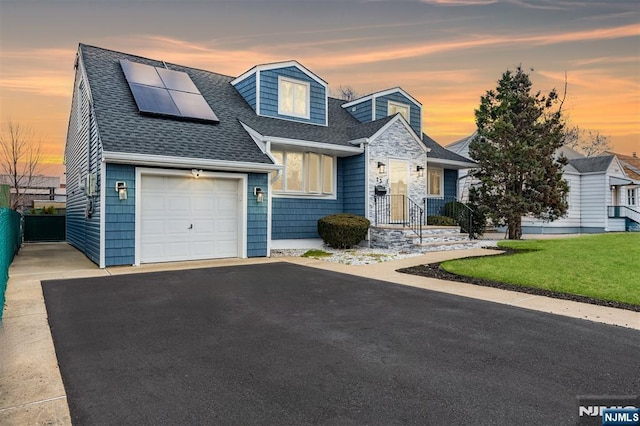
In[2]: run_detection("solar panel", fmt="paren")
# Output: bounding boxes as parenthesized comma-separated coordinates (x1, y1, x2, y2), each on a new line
(169, 90, 219, 122)
(120, 60, 164, 87)
(129, 84, 181, 116)
(120, 59, 219, 124)
(157, 67, 200, 94)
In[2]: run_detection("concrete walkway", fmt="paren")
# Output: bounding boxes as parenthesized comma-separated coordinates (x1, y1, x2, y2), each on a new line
(1, 243, 638, 425)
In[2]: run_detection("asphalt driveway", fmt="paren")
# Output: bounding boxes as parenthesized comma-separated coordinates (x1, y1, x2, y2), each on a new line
(42, 262, 639, 425)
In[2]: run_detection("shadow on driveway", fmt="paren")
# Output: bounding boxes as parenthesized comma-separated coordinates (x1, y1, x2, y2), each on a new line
(43, 262, 639, 425)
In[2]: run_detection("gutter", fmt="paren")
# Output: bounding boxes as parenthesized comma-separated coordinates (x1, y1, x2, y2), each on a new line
(102, 151, 282, 173)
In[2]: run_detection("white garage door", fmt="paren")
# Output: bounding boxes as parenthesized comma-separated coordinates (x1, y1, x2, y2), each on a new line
(140, 175, 240, 263)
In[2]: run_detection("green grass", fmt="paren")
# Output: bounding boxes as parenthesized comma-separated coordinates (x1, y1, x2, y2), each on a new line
(302, 249, 332, 258)
(441, 234, 640, 306)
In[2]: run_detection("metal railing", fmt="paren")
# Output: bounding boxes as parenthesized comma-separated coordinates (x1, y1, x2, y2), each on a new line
(608, 205, 640, 225)
(426, 196, 475, 239)
(374, 195, 424, 243)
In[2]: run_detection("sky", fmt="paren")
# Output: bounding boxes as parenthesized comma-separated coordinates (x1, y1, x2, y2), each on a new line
(0, 0, 638, 178)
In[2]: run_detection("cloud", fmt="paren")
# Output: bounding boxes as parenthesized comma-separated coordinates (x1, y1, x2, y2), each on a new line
(570, 56, 639, 67)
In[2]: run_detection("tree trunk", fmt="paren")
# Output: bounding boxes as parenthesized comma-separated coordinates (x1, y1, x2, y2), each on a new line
(508, 216, 522, 239)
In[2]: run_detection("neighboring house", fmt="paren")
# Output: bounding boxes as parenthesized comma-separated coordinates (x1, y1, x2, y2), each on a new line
(446, 135, 640, 233)
(0, 174, 66, 212)
(65, 44, 474, 267)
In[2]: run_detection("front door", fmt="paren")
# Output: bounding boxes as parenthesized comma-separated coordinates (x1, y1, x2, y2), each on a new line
(389, 159, 408, 223)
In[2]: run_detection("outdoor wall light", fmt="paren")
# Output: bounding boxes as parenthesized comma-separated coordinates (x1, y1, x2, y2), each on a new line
(377, 162, 386, 174)
(416, 165, 425, 178)
(254, 187, 264, 203)
(115, 181, 127, 200)
(191, 169, 203, 179)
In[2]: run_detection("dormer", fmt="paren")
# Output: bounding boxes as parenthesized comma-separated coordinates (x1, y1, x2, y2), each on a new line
(341, 88, 422, 135)
(231, 61, 328, 126)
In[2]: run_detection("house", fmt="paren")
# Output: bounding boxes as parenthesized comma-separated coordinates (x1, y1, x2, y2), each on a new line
(65, 44, 475, 267)
(0, 174, 66, 212)
(420, 134, 477, 217)
(446, 135, 640, 233)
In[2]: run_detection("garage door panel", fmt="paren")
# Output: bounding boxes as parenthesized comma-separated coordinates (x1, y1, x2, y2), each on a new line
(192, 219, 214, 233)
(166, 242, 190, 257)
(214, 179, 237, 192)
(142, 196, 165, 212)
(216, 218, 237, 231)
(142, 175, 165, 190)
(192, 197, 215, 213)
(166, 197, 190, 213)
(140, 174, 240, 263)
(141, 219, 165, 235)
(166, 218, 191, 234)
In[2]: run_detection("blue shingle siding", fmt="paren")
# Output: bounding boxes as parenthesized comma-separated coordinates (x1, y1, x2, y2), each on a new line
(104, 164, 136, 266)
(271, 157, 365, 239)
(345, 99, 373, 124)
(444, 169, 458, 199)
(342, 154, 366, 215)
(247, 173, 268, 257)
(234, 72, 257, 111)
(259, 67, 326, 125)
(271, 198, 343, 239)
(375, 92, 421, 135)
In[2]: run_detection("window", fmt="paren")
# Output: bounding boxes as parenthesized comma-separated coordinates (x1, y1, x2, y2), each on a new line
(628, 189, 637, 206)
(278, 77, 310, 119)
(307, 153, 321, 193)
(388, 100, 410, 121)
(427, 168, 442, 196)
(271, 150, 334, 195)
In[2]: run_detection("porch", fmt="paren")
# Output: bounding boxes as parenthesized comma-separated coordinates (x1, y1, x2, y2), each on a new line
(607, 206, 640, 232)
(371, 195, 477, 251)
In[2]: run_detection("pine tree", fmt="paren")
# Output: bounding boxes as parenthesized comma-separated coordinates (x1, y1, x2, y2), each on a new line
(469, 66, 569, 239)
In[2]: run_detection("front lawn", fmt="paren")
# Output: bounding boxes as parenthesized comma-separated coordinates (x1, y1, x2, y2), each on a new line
(441, 234, 640, 306)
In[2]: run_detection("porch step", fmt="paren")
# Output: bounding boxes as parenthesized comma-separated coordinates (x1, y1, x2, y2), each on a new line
(370, 225, 476, 251)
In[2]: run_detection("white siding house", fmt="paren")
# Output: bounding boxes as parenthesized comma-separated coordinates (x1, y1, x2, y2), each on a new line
(446, 135, 640, 234)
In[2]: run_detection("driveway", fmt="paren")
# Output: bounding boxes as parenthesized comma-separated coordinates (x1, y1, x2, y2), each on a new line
(43, 262, 639, 425)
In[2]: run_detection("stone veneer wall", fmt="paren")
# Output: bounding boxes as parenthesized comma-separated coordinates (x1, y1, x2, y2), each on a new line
(367, 120, 428, 221)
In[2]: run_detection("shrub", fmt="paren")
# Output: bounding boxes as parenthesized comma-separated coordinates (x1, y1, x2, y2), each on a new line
(427, 215, 456, 226)
(317, 214, 370, 249)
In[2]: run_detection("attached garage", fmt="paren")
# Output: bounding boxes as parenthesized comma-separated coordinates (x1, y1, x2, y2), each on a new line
(136, 169, 247, 265)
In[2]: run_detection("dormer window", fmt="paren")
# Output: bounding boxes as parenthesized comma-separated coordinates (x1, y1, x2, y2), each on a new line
(278, 76, 310, 119)
(388, 100, 409, 121)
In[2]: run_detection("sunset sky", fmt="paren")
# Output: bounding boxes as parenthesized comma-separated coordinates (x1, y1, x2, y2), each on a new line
(1, 0, 638, 178)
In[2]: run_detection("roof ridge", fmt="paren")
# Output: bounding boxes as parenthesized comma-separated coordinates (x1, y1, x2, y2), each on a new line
(79, 43, 237, 80)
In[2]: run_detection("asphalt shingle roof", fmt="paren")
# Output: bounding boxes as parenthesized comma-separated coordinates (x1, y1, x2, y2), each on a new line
(422, 133, 476, 165)
(568, 155, 615, 173)
(346, 115, 396, 140)
(79, 44, 382, 163)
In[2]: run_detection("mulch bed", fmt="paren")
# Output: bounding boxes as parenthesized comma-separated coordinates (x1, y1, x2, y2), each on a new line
(397, 248, 640, 312)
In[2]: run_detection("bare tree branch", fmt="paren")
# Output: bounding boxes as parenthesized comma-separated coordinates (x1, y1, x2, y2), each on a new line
(563, 125, 612, 157)
(0, 120, 44, 210)
(332, 86, 361, 102)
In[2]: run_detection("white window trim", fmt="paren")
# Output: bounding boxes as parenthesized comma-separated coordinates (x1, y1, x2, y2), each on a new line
(278, 76, 311, 120)
(271, 149, 336, 199)
(427, 167, 444, 197)
(387, 100, 410, 121)
(628, 188, 637, 206)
